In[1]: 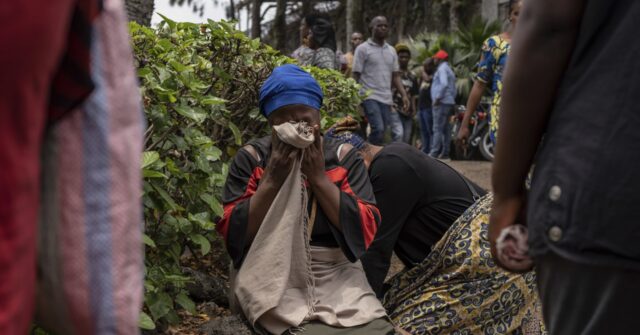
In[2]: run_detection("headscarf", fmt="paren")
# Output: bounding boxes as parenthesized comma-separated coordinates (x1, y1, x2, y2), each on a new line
(395, 43, 411, 55)
(324, 116, 366, 150)
(259, 64, 323, 118)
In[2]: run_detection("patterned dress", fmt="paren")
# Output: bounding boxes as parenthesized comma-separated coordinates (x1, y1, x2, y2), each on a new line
(475, 35, 510, 143)
(383, 194, 546, 334)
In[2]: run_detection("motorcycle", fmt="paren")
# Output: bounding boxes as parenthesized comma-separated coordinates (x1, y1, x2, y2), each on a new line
(449, 103, 494, 161)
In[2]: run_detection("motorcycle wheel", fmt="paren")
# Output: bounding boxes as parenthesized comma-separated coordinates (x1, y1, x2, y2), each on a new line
(479, 129, 494, 161)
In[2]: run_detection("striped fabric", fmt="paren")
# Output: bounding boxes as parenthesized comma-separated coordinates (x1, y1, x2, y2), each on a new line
(36, 0, 144, 334)
(48, 0, 103, 121)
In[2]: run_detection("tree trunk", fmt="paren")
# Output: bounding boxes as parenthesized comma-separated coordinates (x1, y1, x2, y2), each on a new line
(124, 0, 155, 26)
(396, 0, 408, 41)
(449, 0, 460, 32)
(345, 0, 353, 49)
(274, 0, 287, 51)
(251, 0, 262, 39)
(302, 0, 313, 17)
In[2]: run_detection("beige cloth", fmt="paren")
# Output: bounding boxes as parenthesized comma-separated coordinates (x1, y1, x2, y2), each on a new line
(234, 122, 385, 335)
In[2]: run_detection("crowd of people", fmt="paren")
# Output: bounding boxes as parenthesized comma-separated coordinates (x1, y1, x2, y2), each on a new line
(3, 0, 639, 334)
(291, 12, 466, 160)
(223, 0, 640, 334)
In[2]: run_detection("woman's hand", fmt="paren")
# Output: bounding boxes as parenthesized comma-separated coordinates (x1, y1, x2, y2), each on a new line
(263, 131, 300, 187)
(301, 125, 326, 185)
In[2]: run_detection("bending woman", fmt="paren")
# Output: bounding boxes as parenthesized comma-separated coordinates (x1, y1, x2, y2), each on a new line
(327, 117, 545, 334)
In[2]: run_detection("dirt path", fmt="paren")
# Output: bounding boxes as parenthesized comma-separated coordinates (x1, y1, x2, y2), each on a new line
(446, 160, 492, 191)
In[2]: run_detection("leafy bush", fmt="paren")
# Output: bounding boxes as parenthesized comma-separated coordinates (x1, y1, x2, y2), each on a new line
(130, 17, 361, 330)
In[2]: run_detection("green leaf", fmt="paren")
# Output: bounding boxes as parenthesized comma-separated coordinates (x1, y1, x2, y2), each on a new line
(202, 96, 226, 105)
(141, 151, 160, 169)
(203, 146, 222, 161)
(228, 121, 242, 146)
(174, 104, 207, 124)
(139, 311, 156, 330)
(157, 13, 177, 31)
(169, 60, 188, 72)
(142, 233, 157, 248)
(143, 169, 167, 179)
(190, 234, 211, 255)
(200, 193, 224, 217)
(175, 292, 197, 314)
(147, 291, 173, 320)
(151, 184, 179, 211)
(138, 67, 152, 77)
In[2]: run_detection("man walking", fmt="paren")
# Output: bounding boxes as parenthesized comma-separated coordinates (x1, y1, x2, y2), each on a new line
(490, 1, 640, 334)
(429, 50, 456, 158)
(352, 16, 409, 145)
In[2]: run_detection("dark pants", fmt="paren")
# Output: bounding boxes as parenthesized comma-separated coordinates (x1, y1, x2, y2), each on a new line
(418, 106, 433, 154)
(536, 252, 640, 335)
(362, 99, 403, 145)
(398, 112, 413, 144)
(429, 104, 453, 158)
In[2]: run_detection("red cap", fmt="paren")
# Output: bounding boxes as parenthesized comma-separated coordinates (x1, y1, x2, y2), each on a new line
(433, 50, 449, 60)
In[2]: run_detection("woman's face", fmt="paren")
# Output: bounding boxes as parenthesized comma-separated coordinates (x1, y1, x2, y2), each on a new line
(510, 1, 523, 28)
(268, 104, 320, 128)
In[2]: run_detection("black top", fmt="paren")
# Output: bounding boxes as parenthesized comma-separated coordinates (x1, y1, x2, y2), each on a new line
(418, 80, 432, 109)
(527, 0, 640, 270)
(218, 136, 381, 269)
(360, 143, 486, 295)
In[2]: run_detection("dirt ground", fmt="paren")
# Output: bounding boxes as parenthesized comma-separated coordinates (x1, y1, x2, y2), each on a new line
(386, 159, 492, 280)
(446, 159, 493, 191)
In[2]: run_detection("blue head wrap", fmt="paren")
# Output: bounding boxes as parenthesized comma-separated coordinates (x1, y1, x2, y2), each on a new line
(259, 64, 323, 118)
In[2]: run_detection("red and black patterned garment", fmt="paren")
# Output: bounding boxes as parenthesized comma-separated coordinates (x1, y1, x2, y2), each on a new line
(218, 136, 381, 269)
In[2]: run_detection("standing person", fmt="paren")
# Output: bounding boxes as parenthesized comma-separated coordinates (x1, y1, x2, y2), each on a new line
(429, 50, 456, 159)
(342, 32, 364, 77)
(392, 44, 419, 144)
(291, 17, 314, 65)
(352, 16, 410, 145)
(300, 14, 338, 70)
(489, 1, 640, 334)
(417, 58, 436, 154)
(218, 65, 397, 334)
(325, 119, 545, 334)
(1, 1, 144, 334)
(457, 0, 523, 146)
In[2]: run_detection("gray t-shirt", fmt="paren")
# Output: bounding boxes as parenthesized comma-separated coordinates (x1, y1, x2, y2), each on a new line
(352, 39, 399, 105)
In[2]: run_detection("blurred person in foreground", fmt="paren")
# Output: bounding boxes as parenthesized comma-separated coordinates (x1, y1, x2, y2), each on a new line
(489, 1, 640, 334)
(392, 44, 419, 144)
(457, 0, 523, 146)
(326, 117, 545, 334)
(0, 1, 143, 334)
